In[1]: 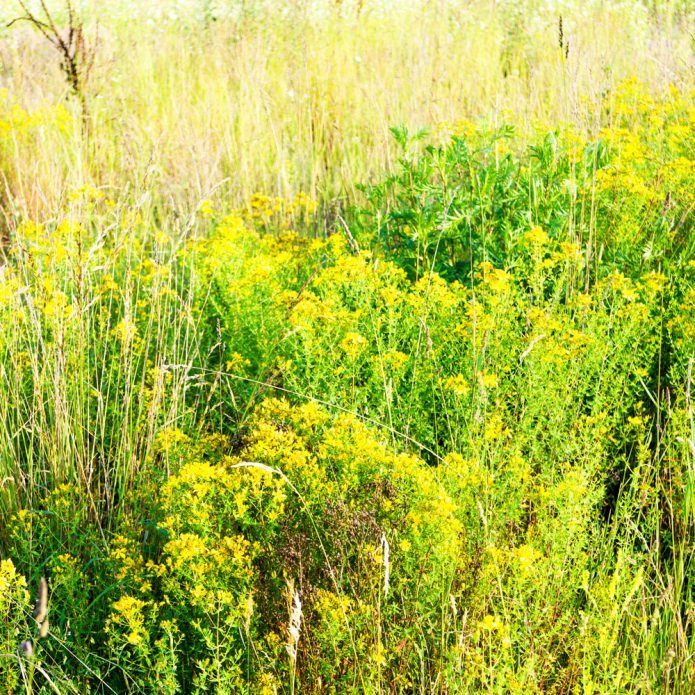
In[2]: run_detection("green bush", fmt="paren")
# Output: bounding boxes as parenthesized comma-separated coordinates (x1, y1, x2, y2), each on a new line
(352, 82, 694, 283)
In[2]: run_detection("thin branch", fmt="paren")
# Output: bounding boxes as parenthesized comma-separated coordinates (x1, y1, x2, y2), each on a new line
(9, 0, 95, 138)
(6, 15, 58, 47)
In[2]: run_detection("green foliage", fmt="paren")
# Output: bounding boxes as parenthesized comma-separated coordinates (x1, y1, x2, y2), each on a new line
(0, 559, 30, 692)
(352, 81, 694, 283)
(0, 71, 694, 695)
(90, 402, 459, 692)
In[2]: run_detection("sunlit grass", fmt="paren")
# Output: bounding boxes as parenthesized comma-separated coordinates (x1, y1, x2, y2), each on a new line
(0, 1, 693, 693)
(0, 0, 692, 216)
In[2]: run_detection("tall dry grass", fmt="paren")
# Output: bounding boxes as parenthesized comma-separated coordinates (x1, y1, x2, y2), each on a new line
(0, 0, 692, 218)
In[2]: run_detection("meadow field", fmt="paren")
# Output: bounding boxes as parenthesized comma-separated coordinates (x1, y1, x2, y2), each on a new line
(0, 0, 694, 692)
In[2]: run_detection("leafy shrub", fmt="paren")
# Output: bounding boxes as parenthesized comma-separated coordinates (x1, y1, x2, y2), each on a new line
(0, 559, 30, 692)
(99, 400, 460, 692)
(351, 81, 694, 283)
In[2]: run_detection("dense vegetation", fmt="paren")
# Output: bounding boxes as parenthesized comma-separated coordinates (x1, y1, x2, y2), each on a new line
(0, 0, 693, 692)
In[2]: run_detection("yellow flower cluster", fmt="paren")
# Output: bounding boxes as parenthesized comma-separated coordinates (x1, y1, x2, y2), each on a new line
(0, 559, 29, 617)
(108, 595, 149, 646)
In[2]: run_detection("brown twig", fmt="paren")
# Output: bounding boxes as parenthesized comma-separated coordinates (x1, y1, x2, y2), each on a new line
(8, 0, 97, 138)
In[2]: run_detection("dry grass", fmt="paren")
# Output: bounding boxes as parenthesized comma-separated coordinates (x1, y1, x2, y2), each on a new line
(0, 0, 692, 218)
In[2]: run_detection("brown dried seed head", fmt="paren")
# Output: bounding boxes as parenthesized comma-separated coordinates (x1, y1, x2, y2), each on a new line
(32, 577, 48, 625)
(39, 616, 50, 639)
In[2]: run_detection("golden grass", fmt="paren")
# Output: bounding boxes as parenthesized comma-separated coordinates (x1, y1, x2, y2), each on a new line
(0, 1, 692, 216)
